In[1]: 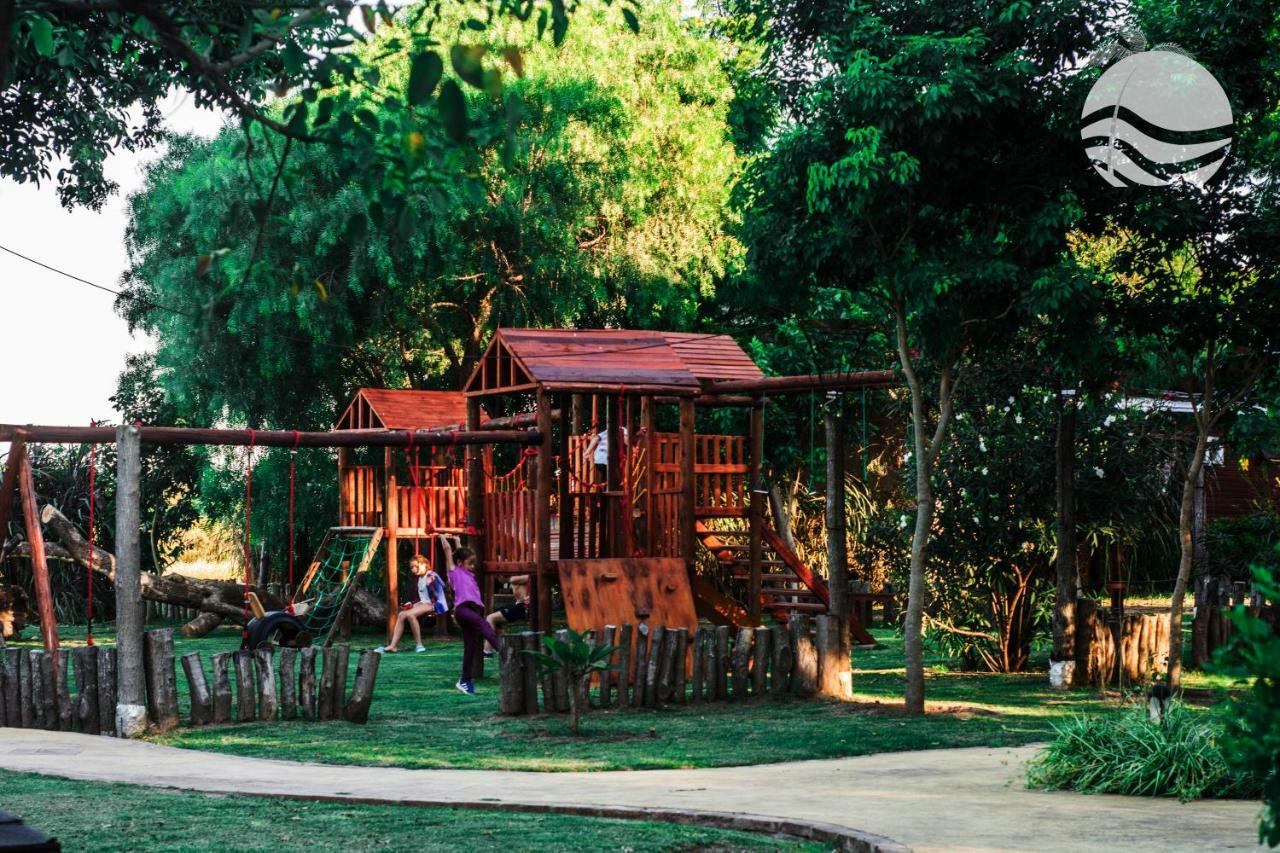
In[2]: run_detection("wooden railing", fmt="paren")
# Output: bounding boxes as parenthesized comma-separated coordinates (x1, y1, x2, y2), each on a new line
(339, 465, 382, 527)
(397, 485, 466, 534)
(484, 488, 536, 566)
(695, 434, 749, 517)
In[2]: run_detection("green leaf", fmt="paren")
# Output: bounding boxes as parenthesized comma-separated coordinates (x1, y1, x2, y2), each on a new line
(450, 44, 487, 89)
(361, 7, 378, 33)
(314, 97, 334, 127)
(346, 213, 368, 244)
(407, 51, 443, 105)
(30, 17, 54, 57)
(622, 8, 640, 34)
(438, 79, 468, 143)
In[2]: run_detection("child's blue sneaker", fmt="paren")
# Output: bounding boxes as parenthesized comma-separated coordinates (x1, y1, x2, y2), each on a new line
(455, 679, 476, 695)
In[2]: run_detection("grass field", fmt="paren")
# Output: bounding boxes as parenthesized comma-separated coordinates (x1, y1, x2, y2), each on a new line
(9, 620, 1238, 773)
(0, 771, 823, 852)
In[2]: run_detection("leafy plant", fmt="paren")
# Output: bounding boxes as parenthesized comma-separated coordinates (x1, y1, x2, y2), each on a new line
(1204, 515, 1280, 584)
(523, 629, 619, 735)
(1216, 562, 1280, 847)
(1026, 701, 1262, 801)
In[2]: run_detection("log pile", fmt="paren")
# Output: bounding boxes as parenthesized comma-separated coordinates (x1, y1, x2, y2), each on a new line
(499, 613, 850, 716)
(0, 629, 382, 733)
(1073, 600, 1171, 686)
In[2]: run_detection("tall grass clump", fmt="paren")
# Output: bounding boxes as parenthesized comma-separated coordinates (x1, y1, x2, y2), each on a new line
(1026, 701, 1263, 801)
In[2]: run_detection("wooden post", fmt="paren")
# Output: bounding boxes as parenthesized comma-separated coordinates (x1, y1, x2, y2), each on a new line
(143, 628, 179, 732)
(234, 650, 256, 722)
(18, 454, 58, 658)
(748, 402, 765, 623)
(558, 397, 574, 560)
(752, 626, 770, 696)
(641, 396, 656, 556)
(384, 447, 398, 644)
(678, 398, 697, 564)
(18, 650, 34, 728)
(343, 649, 381, 723)
(37, 651, 56, 730)
(74, 646, 100, 734)
(96, 646, 118, 736)
(714, 625, 730, 700)
(731, 626, 753, 700)
(521, 632, 541, 715)
(816, 615, 850, 698)
(498, 634, 525, 715)
(55, 649, 72, 731)
(254, 647, 279, 722)
(702, 628, 719, 701)
(2, 648, 20, 726)
(535, 390, 554, 633)
(298, 647, 317, 720)
(606, 393, 622, 556)
(181, 653, 213, 726)
(615, 622, 632, 708)
(597, 625, 617, 707)
(671, 627, 688, 704)
(319, 645, 338, 721)
(791, 615, 817, 696)
(465, 398, 485, 554)
(645, 624, 666, 706)
(278, 647, 298, 720)
(115, 424, 147, 737)
(632, 624, 650, 708)
(210, 652, 233, 724)
(0, 433, 25, 551)
(333, 644, 350, 715)
(689, 629, 704, 703)
(552, 629, 570, 712)
(825, 409, 848, 620)
(771, 622, 790, 696)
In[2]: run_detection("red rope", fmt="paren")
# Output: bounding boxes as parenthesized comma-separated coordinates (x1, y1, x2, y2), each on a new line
(86, 420, 96, 646)
(242, 429, 255, 640)
(288, 430, 299, 590)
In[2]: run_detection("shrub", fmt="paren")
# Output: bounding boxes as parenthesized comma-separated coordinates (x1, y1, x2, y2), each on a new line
(523, 629, 618, 736)
(1216, 564, 1280, 847)
(1204, 514, 1280, 583)
(1026, 701, 1263, 802)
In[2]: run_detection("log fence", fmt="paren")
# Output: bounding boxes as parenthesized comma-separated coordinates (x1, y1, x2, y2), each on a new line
(498, 614, 850, 715)
(0, 628, 381, 734)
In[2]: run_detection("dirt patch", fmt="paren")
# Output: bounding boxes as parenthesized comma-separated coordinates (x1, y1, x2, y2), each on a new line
(836, 699, 1000, 719)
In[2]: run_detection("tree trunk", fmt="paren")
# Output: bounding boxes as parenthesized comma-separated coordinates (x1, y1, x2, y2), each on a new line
(1168, 428, 1209, 688)
(826, 409, 848, 618)
(1052, 391, 1078, 667)
(568, 673, 587, 735)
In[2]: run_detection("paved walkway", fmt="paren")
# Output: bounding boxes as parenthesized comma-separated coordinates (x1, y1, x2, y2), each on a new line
(0, 729, 1263, 852)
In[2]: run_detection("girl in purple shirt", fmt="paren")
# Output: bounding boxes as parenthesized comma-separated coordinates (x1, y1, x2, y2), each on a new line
(442, 535, 500, 695)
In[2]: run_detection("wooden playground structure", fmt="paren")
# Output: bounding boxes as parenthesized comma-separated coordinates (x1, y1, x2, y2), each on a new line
(329, 328, 893, 644)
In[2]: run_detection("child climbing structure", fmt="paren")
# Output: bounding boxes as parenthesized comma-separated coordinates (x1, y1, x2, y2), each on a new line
(456, 328, 894, 644)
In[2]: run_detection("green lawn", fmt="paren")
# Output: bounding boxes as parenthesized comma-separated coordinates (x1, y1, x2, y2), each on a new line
(14, 621, 1236, 773)
(0, 771, 822, 852)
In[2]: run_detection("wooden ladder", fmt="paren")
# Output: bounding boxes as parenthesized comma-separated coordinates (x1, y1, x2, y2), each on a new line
(694, 521, 876, 645)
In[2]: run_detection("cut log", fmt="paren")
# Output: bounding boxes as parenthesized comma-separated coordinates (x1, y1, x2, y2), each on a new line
(731, 626, 753, 701)
(210, 652, 233, 724)
(689, 629, 704, 704)
(644, 625, 665, 707)
(816, 615, 850, 698)
(331, 644, 350, 720)
(2, 648, 20, 726)
(752, 626, 770, 696)
(234, 651, 256, 722)
(19, 650, 35, 728)
(597, 625, 617, 707)
(298, 647, 317, 721)
(656, 626, 678, 704)
(632, 625, 650, 708)
(520, 632, 540, 715)
(96, 646, 117, 736)
(701, 628, 718, 701)
(74, 646, 100, 735)
(143, 629, 179, 732)
(671, 627, 688, 704)
(254, 647, 279, 722)
(615, 623, 632, 709)
(182, 612, 224, 639)
(343, 649, 380, 723)
(791, 615, 817, 696)
(498, 634, 525, 715)
(714, 625, 730, 700)
(551, 630, 570, 713)
(278, 647, 298, 720)
(56, 649, 73, 731)
(181, 653, 213, 726)
(318, 646, 338, 721)
(37, 651, 56, 730)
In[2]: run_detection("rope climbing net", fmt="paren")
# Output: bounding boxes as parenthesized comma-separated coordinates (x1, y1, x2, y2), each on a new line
(293, 527, 381, 639)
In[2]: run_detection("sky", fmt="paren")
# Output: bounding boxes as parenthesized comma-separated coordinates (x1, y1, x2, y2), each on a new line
(0, 93, 226, 429)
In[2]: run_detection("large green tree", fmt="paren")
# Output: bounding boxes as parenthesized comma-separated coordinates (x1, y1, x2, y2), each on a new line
(732, 0, 1107, 713)
(120, 1, 740, 429)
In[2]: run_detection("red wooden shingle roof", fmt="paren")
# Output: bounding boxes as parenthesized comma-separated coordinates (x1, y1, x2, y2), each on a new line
(463, 328, 764, 395)
(335, 389, 472, 430)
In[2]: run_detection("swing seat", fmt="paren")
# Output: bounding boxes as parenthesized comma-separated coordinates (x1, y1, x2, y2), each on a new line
(245, 610, 314, 650)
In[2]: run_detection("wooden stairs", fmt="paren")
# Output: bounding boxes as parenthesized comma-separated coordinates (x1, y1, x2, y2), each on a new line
(694, 521, 875, 645)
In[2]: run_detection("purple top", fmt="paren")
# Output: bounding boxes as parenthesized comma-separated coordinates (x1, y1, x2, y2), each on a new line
(448, 564, 483, 609)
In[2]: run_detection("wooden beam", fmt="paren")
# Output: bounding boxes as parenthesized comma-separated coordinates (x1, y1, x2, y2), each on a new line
(826, 408, 848, 618)
(534, 390, 554, 634)
(653, 395, 759, 408)
(114, 424, 147, 737)
(606, 393, 622, 556)
(383, 446, 398, 644)
(465, 398, 484, 557)
(679, 398, 697, 564)
(704, 371, 896, 395)
(748, 402, 764, 625)
(0, 424, 541, 448)
(18, 453, 58, 659)
(0, 432, 26, 549)
(640, 396, 655, 556)
(557, 395, 573, 560)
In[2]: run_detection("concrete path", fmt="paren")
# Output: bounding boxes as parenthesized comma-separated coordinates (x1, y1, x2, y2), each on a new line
(0, 729, 1263, 852)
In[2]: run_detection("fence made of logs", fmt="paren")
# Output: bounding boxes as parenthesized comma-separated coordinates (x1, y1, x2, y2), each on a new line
(0, 628, 381, 734)
(1073, 601, 1171, 686)
(1191, 575, 1278, 668)
(497, 613, 851, 715)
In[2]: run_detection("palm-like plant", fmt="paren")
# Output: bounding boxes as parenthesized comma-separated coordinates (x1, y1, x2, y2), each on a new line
(523, 629, 619, 735)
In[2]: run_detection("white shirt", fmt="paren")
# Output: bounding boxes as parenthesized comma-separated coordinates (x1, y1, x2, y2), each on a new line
(593, 428, 627, 465)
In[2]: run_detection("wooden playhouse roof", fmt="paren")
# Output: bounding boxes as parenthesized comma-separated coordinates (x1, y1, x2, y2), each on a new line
(463, 328, 764, 396)
(335, 388, 472, 430)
